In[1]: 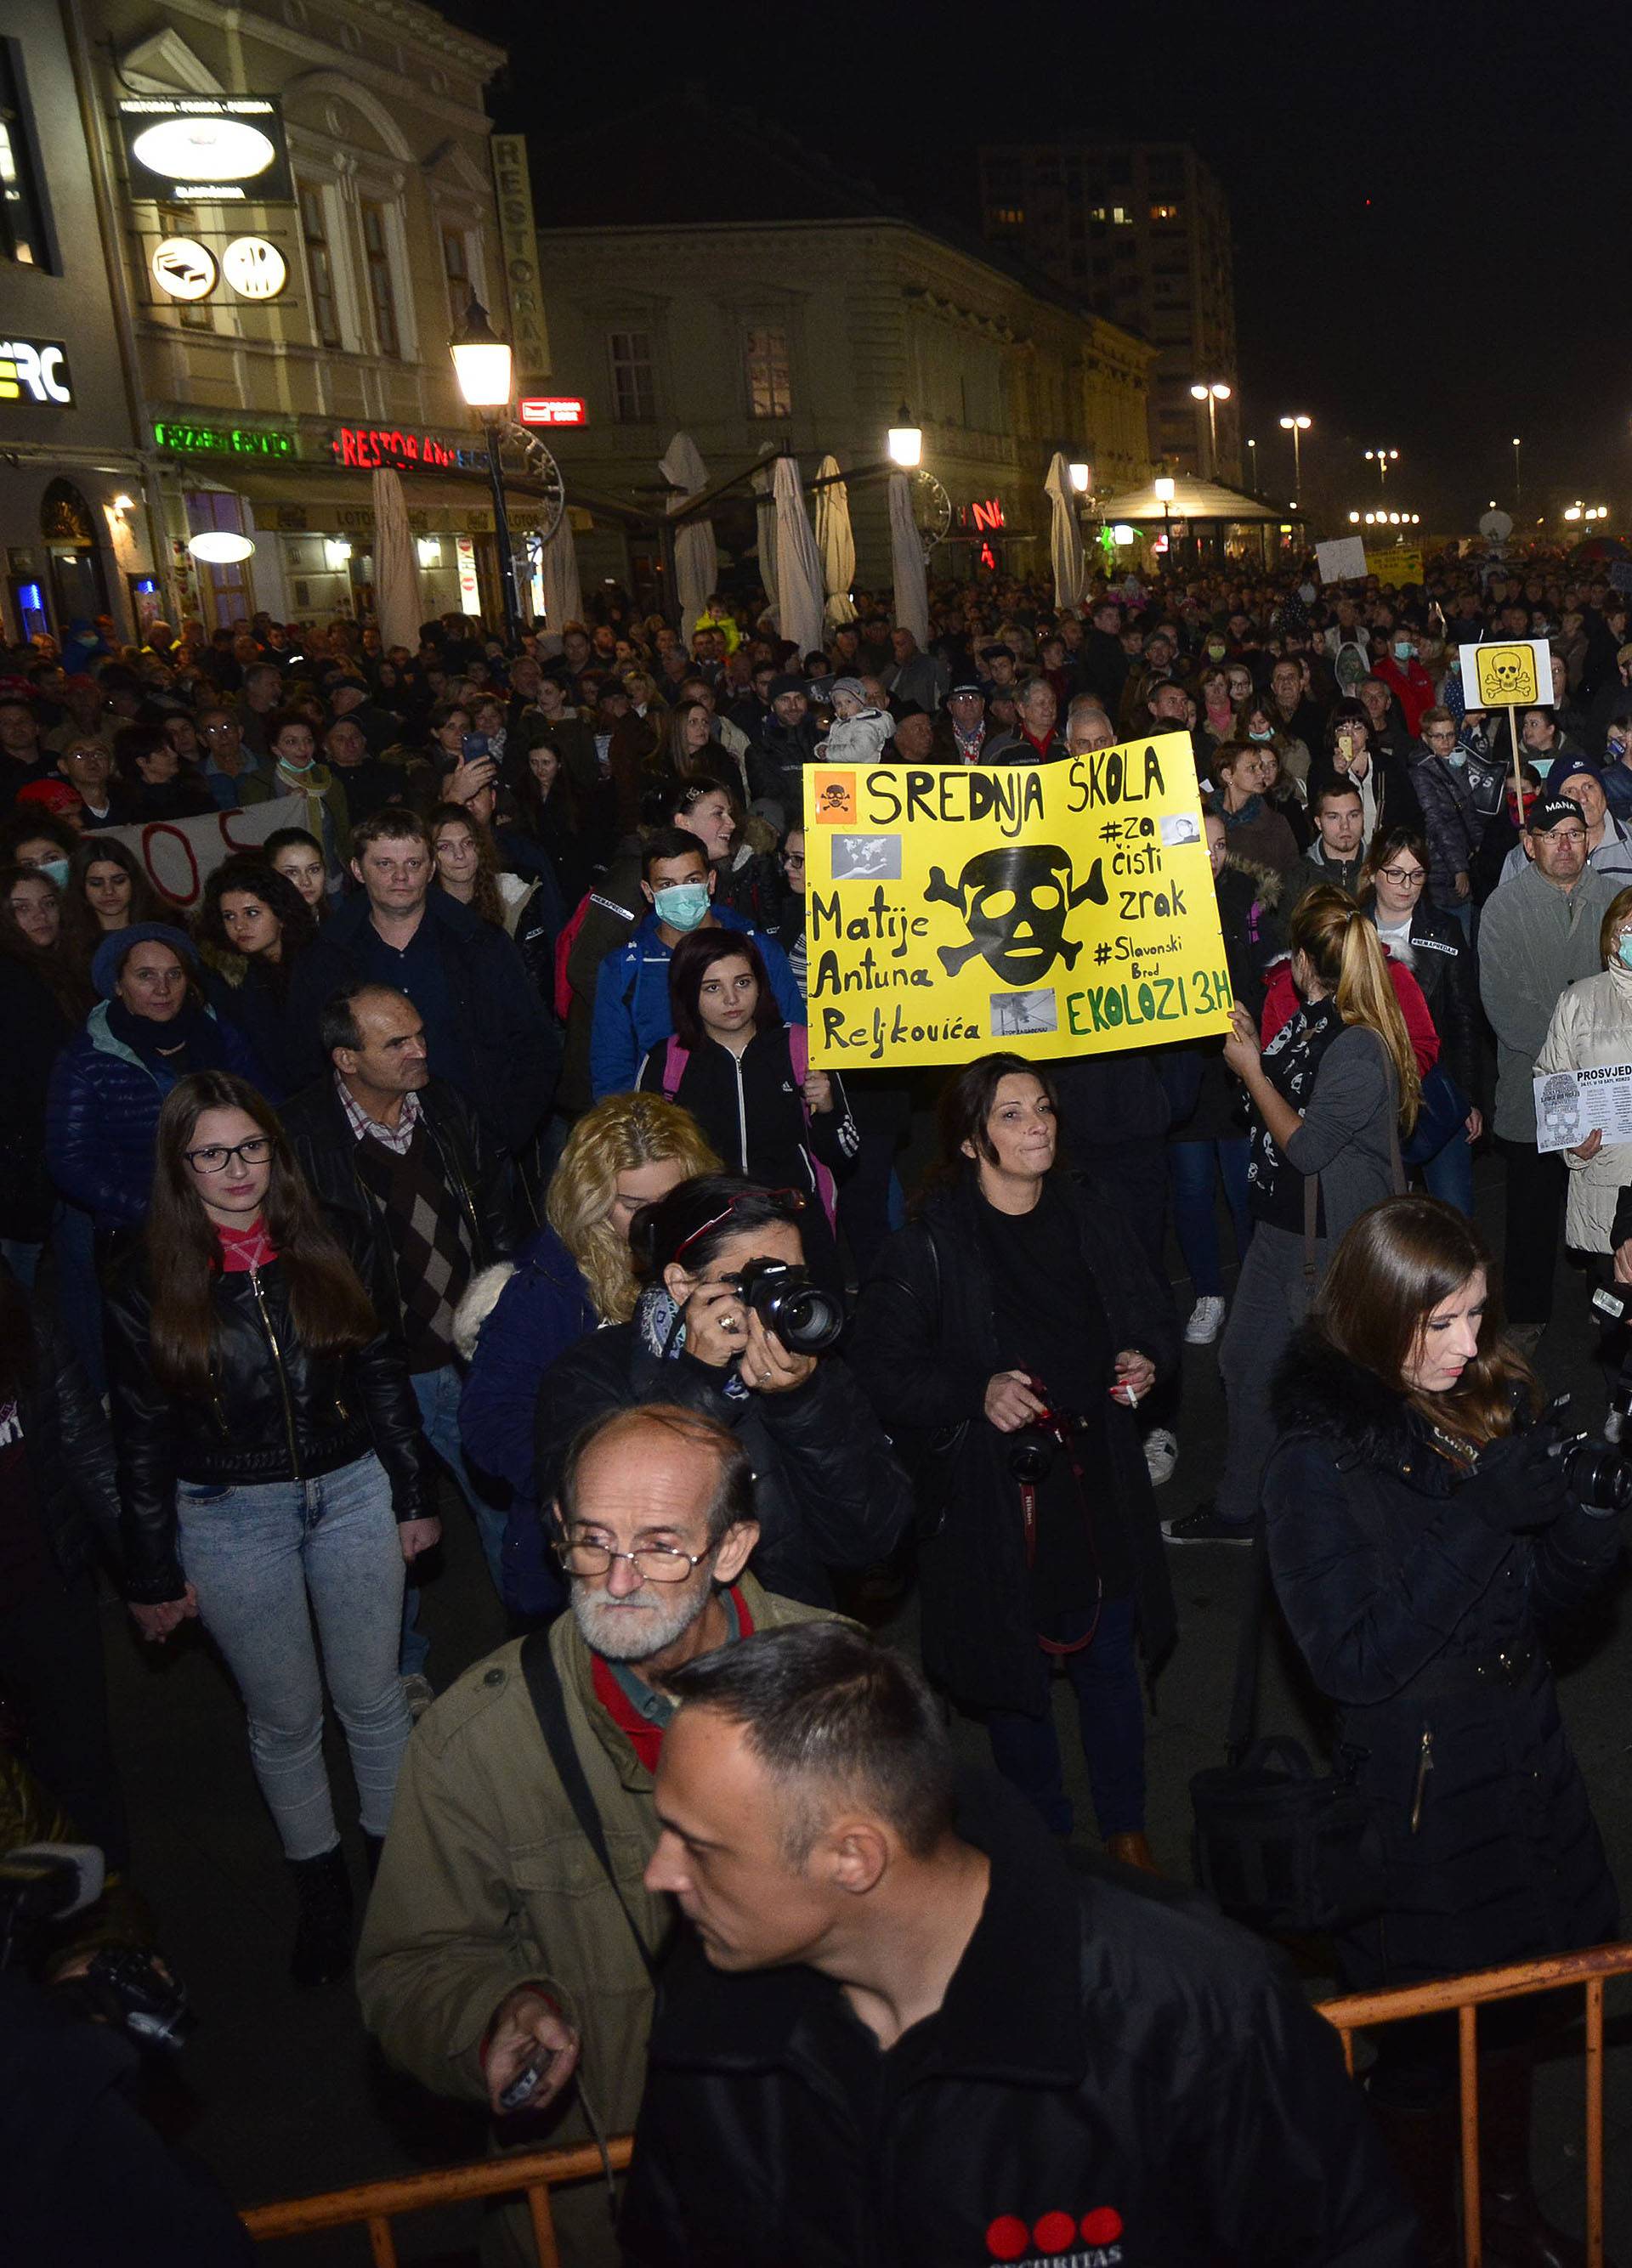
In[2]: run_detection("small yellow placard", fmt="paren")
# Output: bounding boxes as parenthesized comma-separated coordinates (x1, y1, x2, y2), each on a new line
(1459, 637, 1552, 710)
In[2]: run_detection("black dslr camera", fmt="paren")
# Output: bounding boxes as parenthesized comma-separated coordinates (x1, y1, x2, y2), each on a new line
(728, 1258, 845, 1356)
(1009, 1380, 1085, 1483)
(58, 1948, 196, 2052)
(1544, 1372, 1632, 1516)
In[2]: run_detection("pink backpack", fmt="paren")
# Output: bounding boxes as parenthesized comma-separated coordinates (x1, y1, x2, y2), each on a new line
(660, 1024, 837, 1230)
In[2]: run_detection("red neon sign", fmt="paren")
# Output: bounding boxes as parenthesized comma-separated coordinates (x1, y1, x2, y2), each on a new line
(518, 397, 586, 427)
(970, 497, 1006, 532)
(329, 425, 465, 471)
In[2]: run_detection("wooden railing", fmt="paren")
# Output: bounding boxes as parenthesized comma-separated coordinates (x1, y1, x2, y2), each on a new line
(1318, 1941, 1632, 2267)
(241, 2134, 633, 2266)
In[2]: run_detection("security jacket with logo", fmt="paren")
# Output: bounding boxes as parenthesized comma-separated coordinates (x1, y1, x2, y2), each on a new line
(619, 1773, 1418, 2268)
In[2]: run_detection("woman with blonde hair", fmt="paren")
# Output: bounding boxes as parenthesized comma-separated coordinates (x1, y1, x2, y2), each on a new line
(1164, 885, 1417, 1544)
(455, 1092, 719, 1617)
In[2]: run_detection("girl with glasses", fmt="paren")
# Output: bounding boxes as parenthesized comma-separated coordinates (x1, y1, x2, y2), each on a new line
(106, 1071, 434, 1988)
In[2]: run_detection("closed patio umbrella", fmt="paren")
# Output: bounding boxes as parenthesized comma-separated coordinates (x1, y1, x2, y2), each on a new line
(811, 454, 857, 626)
(888, 472, 928, 648)
(660, 432, 718, 642)
(772, 454, 824, 659)
(371, 467, 422, 653)
(1045, 450, 1084, 613)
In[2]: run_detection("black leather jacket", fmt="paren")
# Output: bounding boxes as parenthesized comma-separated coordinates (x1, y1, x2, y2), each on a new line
(277, 1073, 521, 1336)
(105, 1249, 430, 1604)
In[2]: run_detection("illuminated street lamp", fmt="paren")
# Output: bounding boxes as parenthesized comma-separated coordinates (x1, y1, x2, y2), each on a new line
(1278, 413, 1311, 501)
(449, 296, 520, 645)
(1364, 445, 1399, 489)
(1068, 459, 1091, 494)
(1349, 511, 1360, 524)
(1153, 472, 1175, 553)
(1512, 437, 1523, 506)
(1189, 380, 1231, 478)
(887, 405, 922, 469)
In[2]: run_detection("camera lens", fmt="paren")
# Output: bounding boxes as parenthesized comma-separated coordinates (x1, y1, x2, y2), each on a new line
(773, 1283, 845, 1355)
(1009, 1434, 1053, 1484)
(1563, 1440, 1632, 1514)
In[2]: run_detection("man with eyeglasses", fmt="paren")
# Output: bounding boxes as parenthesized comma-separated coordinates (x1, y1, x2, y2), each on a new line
(1408, 706, 1482, 933)
(357, 1401, 833, 2268)
(192, 704, 270, 811)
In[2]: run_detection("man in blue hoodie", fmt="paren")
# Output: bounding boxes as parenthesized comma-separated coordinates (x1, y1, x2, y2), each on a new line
(589, 828, 802, 1099)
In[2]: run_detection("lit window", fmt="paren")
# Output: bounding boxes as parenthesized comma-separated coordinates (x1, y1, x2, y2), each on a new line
(609, 331, 655, 422)
(0, 39, 54, 271)
(360, 201, 400, 359)
(300, 184, 341, 349)
(744, 326, 791, 419)
(989, 206, 1025, 227)
(1150, 202, 1182, 221)
(1109, 205, 1131, 225)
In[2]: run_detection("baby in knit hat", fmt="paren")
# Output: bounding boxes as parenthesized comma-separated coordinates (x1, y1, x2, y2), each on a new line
(817, 676, 892, 766)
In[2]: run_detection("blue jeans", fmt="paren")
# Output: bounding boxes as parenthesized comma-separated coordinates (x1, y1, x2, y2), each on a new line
(985, 1598, 1145, 1838)
(1168, 1138, 1252, 1298)
(1420, 1128, 1474, 1216)
(175, 1452, 410, 1860)
(401, 1362, 508, 1677)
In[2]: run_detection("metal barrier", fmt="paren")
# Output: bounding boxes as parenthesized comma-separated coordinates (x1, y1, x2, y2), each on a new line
(241, 2135, 634, 2267)
(1318, 1941, 1632, 2267)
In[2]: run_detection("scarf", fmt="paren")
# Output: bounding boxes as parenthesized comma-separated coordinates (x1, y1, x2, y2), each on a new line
(1221, 792, 1265, 832)
(216, 1218, 276, 1274)
(105, 995, 230, 1082)
(1247, 996, 1344, 1200)
(632, 1283, 751, 1402)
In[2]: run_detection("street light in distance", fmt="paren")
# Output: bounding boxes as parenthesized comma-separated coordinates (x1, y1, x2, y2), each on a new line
(449, 296, 520, 644)
(887, 405, 922, 469)
(1189, 380, 1231, 478)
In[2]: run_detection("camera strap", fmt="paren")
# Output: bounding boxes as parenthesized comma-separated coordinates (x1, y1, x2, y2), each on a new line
(1018, 1437, 1102, 1658)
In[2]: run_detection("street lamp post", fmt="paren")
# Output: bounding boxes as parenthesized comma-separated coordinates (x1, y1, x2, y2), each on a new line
(1189, 381, 1231, 479)
(1245, 437, 1257, 495)
(1363, 445, 1399, 490)
(1278, 413, 1311, 504)
(1153, 472, 1175, 561)
(449, 297, 521, 646)
(1512, 437, 1523, 506)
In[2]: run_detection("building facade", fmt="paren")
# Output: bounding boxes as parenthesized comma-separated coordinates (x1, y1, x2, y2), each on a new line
(978, 141, 1238, 485)
(0, 0, 158, 648)
(532, 213, 1153, 602)
(65, 0, 541, 636)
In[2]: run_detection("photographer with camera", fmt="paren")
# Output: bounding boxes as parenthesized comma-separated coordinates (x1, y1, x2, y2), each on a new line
(850, 1057, 1179, 1865)
(1264, 1195, 1622, 2266)
(533, 1177, 910, 1609)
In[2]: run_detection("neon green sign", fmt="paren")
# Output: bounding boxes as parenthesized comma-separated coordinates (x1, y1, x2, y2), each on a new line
(152, 419, 296, 459)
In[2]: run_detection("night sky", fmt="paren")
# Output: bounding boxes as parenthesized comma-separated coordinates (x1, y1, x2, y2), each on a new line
(453, 0, 1624, 535)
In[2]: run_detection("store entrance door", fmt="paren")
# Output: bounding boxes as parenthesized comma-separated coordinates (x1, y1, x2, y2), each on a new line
(40, 480, 110, 632)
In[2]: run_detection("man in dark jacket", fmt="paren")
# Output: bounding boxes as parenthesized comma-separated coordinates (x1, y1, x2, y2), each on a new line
(747, 678, 820, 827)
(280, 981, 523, 1695)
(624, 1623, 1418, 2268)
(1286, 781, 1367, 914)
(284, 805, 558, 1155)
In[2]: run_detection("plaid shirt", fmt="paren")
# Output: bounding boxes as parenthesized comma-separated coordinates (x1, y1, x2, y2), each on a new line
(335, 1073, 422, 1157)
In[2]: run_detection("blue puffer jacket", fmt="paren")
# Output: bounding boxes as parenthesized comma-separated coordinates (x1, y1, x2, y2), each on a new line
(457, 1221, 596, 1616)
(45, 1002, 265, 1231)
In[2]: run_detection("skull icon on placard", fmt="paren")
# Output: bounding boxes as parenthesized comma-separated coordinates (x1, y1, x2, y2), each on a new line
(1538, 1072, 1582, 1149)
(924, 844, 1107, 982)
(1482, 644, 1532, 702)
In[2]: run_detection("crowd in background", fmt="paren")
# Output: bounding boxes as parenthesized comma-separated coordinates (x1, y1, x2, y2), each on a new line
(5, 547, 1632, 2265)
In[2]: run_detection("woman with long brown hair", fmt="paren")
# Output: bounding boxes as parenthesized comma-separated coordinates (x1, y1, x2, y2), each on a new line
(1265, 1195, 1618, 2264)
(1164, 885, 1419, 1544)
(105, 1071, 435, 1987)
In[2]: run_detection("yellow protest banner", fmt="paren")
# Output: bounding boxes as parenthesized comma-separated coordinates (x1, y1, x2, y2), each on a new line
(802, 733, 1233, 1068)
(1364, 545, 1423, 586)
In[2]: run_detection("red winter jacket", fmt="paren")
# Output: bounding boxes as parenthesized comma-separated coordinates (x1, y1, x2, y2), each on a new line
(1261, 957, 1439, 1077)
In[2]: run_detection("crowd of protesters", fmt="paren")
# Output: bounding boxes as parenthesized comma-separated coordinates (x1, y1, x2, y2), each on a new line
(3, 551, 1631, 2267)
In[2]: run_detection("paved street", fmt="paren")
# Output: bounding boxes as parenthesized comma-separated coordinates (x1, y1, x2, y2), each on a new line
(102, 1155, 1632, 2262)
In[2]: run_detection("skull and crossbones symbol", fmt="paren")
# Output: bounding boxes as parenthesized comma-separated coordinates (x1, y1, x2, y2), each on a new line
(1484, 645, 1528, 698)
(924, 844, 1107, 981)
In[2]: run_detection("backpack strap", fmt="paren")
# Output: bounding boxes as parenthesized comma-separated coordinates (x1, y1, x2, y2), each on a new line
(661, 1034, 688, 1100)
(518, 1630, 660, 1983)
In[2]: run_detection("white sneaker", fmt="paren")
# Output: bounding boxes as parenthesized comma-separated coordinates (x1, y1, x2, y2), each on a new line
(1143, 1427, 1178, 1486)
(1185, 1295, 1226, 1346)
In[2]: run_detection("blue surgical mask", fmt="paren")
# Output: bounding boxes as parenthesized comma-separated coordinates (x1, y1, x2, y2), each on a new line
(1249, 727, 1273, 743)
(653, 881, 711, 932)
(37, 857, 70, 891)
(1392, 640, 1414, 661)
(1447, 752, 1467, 770)
(1618, 936, 1632, 973)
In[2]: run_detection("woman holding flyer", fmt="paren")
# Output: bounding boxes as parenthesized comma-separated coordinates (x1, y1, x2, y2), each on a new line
(1534, 885, 1632, 1264)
